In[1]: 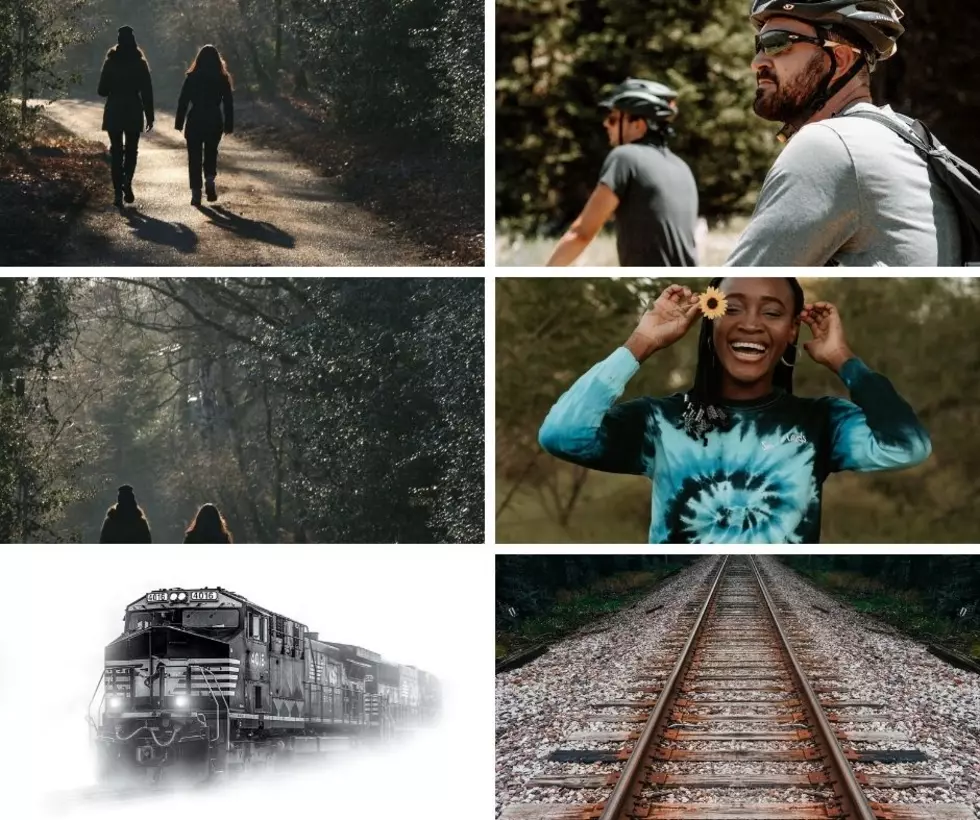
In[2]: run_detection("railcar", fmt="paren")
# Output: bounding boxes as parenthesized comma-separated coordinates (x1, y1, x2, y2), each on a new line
(88, 587, 439, 782)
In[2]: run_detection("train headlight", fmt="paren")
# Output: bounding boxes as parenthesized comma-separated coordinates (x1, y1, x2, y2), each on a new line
(109, 696, 123, 709)
(169, 592, 178, 602)
(175, 694, 189, 708)
(177, 592, 187, 602)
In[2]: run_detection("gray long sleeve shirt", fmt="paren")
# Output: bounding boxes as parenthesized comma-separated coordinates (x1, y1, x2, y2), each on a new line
(726, 103, 962, 267)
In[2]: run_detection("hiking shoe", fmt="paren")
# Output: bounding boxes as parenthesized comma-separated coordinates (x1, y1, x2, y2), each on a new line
(191, 188, 202, 206)
(205, 178, 217, 202)
(123, 182, 135, 203)
(113, 189, 124, 207)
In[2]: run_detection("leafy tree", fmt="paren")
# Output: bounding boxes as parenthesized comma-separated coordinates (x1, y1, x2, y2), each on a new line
(0, 0, 87, 144)
(0, 278, 78, 542)
(14, 277, 483, 544)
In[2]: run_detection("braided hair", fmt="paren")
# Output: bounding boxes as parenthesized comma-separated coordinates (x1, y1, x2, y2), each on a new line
(679, 277, 805, 444)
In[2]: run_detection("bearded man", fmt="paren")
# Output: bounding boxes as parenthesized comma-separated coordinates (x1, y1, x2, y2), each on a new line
(726, 1, 963, 267)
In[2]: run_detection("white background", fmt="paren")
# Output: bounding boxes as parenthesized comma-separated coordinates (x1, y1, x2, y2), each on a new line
(0, 544, 493, 818)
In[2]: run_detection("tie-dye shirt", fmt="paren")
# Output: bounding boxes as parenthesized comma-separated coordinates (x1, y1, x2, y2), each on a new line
(538, 347, 931, 544)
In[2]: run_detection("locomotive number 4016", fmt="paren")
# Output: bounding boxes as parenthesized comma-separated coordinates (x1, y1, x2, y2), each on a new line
(189, 590, 219, 601)
(146, 590, 219, 603)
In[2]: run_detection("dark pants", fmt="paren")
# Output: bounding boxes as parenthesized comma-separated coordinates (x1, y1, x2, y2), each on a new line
(108, 130, 140, 191)
(187, 132, 222, 190)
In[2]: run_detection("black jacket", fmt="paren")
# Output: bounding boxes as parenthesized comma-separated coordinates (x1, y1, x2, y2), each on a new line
(99, 505, 152, 543)
(98, 49, 154, 133)
(183, 529, 232, 543)
(175, 72, 234, 138)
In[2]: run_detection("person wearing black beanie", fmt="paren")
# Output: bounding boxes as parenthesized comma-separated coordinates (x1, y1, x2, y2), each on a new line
(99, 484, 153, 543)
(97, 26, 155, 207)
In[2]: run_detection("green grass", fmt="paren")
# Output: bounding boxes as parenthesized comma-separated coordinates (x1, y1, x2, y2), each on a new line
(784, 563, 980, 660)
(496, 470, 651, 544)
(496, 567, 680, 660)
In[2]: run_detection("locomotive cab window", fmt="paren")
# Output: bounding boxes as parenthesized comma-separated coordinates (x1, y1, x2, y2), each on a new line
(249, 613, 269, 642)
(126, 610, 179, 631)
(182, 609, 241, 630)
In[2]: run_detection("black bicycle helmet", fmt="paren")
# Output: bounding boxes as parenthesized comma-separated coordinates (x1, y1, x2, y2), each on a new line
(750, 0, 904, 62)
(599, 78, 679, 122)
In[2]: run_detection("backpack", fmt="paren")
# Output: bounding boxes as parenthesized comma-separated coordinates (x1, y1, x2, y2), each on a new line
(849, 109, 980, 266)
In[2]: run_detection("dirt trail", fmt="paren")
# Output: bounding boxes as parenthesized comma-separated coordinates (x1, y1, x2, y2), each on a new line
(43, 99, 436, 266)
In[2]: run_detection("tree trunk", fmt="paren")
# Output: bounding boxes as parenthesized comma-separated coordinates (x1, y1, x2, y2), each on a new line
(19, 10, 28, 125)
(275, 0, 283, 72)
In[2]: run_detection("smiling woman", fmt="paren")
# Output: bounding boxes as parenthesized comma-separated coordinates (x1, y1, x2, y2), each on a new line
(537, 277, 932, 544)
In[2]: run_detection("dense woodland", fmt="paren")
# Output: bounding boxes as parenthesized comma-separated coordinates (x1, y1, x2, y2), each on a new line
(497, 277, 980, 544)
(1, 0, 482, 152)
(780, 555, 980, 623)
(0, 277, 484, 544)
(497, 0, 980, 234)
(496, 555, 980, 649)
(496, 554, 697, 628)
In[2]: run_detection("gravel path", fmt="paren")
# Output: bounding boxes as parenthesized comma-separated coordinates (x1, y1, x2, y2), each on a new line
(495, 556, 980, 818)
(42, 98, 436, 266)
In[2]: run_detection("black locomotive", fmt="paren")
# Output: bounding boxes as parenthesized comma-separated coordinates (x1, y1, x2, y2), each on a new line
(88, 587, 440, 781)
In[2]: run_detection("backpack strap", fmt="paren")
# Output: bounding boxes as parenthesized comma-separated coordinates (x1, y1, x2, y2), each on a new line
(846, 108, 943, 158)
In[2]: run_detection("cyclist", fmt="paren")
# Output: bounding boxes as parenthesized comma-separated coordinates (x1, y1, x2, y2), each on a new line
(727, 0, 962, 266)
(547, 78, 699, 267)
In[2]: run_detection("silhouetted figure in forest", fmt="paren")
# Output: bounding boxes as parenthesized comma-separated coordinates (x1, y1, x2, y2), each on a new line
(97, 26, 154, 208)
(175, 45, 234, 206)
(184, 503, 233, 543)
(100, 485, 153, 543)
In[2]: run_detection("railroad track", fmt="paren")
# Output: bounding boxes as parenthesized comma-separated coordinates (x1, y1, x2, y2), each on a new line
(500, 556, 974, 820)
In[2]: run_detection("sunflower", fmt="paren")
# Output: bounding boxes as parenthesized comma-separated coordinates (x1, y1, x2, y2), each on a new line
(698, 286, 728, 320)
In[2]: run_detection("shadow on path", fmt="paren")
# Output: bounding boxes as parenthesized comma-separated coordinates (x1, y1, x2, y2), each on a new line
(121, 208, 198, 254)
(197, 204, 295, 249)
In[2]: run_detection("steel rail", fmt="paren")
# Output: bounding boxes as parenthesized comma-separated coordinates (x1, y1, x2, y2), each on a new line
(748, 556, 876, 820)
(597, 556, 730, 820)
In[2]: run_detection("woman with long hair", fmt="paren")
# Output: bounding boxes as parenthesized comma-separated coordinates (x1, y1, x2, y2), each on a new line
(97, 26, 154, 207)
(174, 45, 234, 206)
(184, 503, 233, 543)
(539, 277, 932, 544)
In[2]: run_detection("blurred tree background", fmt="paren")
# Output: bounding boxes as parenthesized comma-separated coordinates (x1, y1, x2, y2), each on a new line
(496, 276, 980, 543)
(496, 0, 980, 240)
(0, 277, 484, 544)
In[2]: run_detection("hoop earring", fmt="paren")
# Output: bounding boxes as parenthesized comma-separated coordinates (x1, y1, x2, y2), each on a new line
(781, 344, 797, 368)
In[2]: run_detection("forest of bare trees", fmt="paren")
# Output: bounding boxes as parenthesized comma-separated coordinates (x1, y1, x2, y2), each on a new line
(1, 277, 484, 543)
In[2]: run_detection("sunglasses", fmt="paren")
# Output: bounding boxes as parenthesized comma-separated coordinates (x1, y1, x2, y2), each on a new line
(755, 29, 860, 57)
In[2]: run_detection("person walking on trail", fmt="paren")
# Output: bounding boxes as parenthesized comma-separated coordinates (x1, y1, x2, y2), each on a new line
(727, 0, 962, 266)
(175, 45, 235, 206)
(184, 503, 234, 543)
(97, 26, 154, 208)
(99, 485, 153, 543)
(538, 279, 932, 544)
(546, 78, 699, 267)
